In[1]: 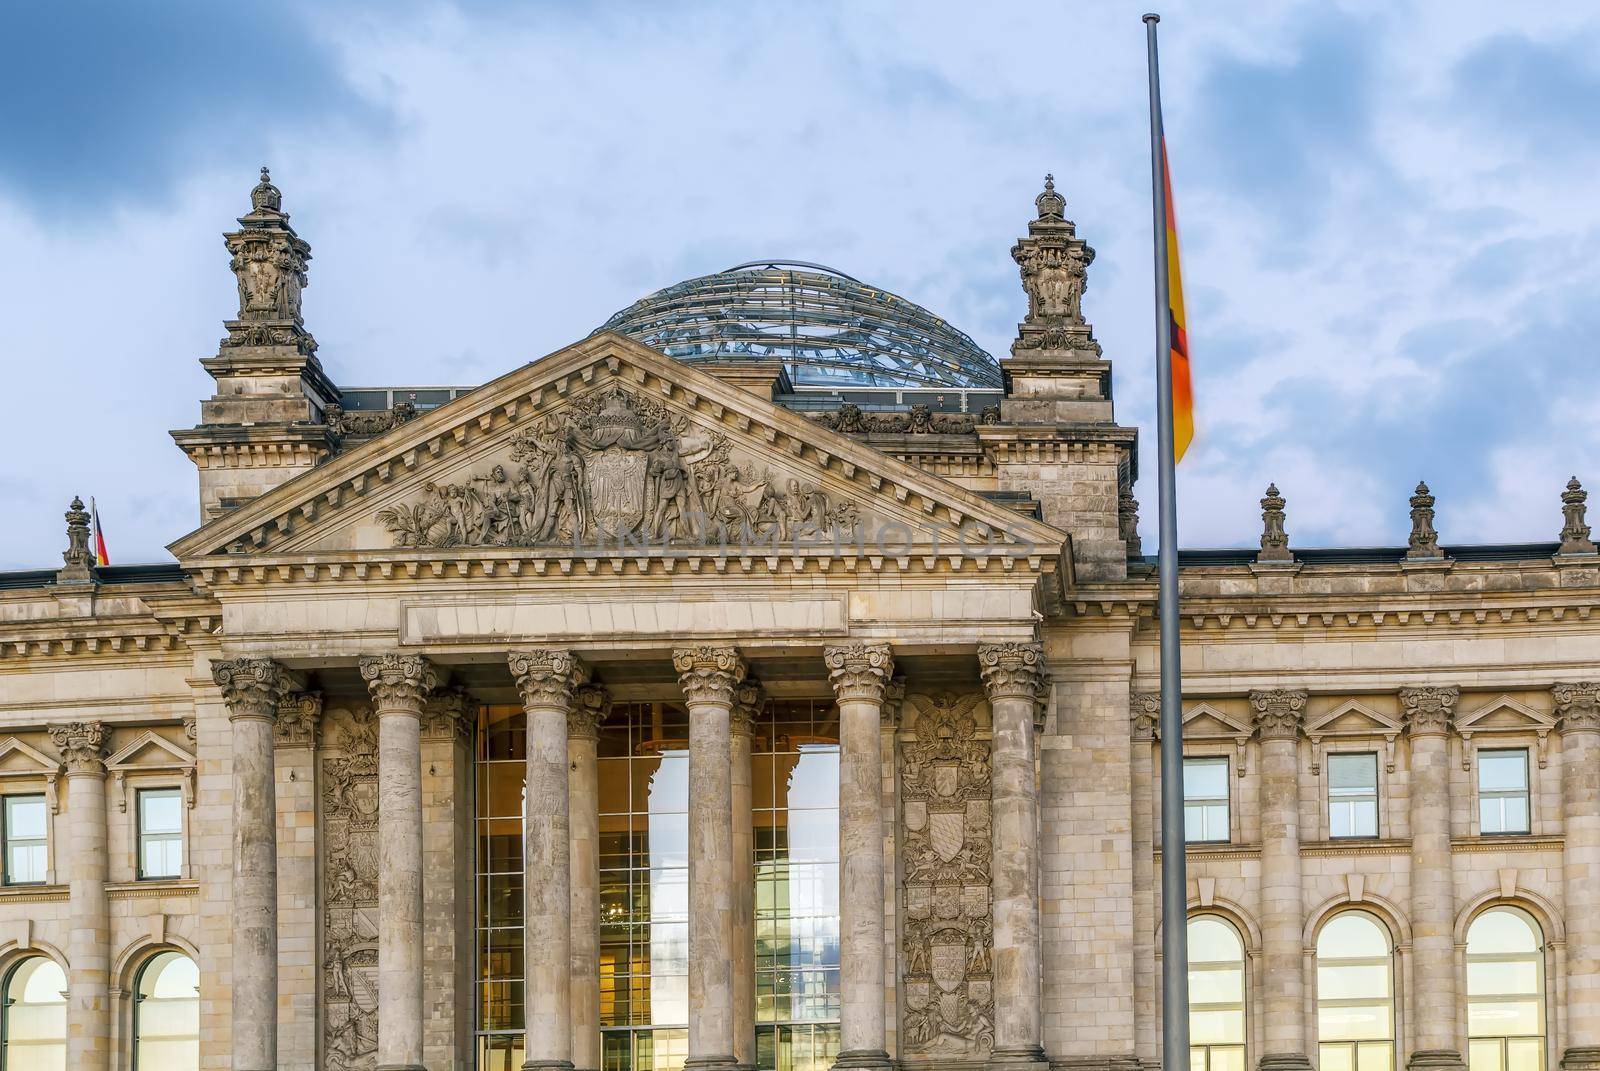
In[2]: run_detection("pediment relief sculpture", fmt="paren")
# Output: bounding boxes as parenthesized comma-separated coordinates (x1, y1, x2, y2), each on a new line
(376, 386, 861, 549)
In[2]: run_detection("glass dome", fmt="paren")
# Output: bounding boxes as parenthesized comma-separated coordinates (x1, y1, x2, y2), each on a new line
(599, 261, 1002, 390)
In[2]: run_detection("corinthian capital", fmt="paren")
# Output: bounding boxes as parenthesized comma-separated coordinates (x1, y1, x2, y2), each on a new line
(1131, 692, 1160, 741)
(275, 691, 324, 747)
(1401, 685, 1459, 735)
(359, 654, 438, 714)
(978, 642, 1048, 704)
(1250, 689, 1308, 740)
(508, 650, 589, 712)
(824, 643, 895, 705)
(673, 646, 746, 707)
(730, 679, 763, 738)
(48, 721, 108, 776)
(213, 657, 302, 721)
(421, 687, 474, 742)
(1555, 682, 1600, 731)
(569, 683, 610, 740)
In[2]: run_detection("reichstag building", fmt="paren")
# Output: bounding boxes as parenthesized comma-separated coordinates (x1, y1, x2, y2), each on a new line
(1, 168, 1597, 1071)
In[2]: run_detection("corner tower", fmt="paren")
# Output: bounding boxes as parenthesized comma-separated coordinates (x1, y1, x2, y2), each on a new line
(979, 175, 1139, 581)
(171, 168, 339, 520)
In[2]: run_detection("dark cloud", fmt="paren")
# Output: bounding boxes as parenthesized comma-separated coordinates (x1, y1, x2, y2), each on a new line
(0, 0, 386, 214)
(1452, 33, 1600, 150)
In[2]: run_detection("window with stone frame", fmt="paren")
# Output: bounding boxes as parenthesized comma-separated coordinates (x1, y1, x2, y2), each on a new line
(1, 794, 47, 886)
(1326, 752, 1380, 839)
(136, 787, 184, 880)
(1477, 749, 1531, 836)
(1183, 756, 1231, 843)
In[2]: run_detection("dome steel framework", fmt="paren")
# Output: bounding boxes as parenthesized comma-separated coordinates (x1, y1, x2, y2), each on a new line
(599, 261, 1003, 390)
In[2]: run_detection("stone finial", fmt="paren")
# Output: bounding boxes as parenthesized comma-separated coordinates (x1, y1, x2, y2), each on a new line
(1131, 692, 1160, 741)
(978, 642, 1049, 707)
(1560, 477, 1596, 555)
(213, 658, 302, 720)
(508, 650, 589, 712)
(48, 721, 108, 776)
(1250, 689, 1308, 739)
(1256, 483, 1293, 563)
(1119, 489, 1143, 558)
(359, 654, 438, 714)
(1400, 685, 1459, 734)
(569, 682, 610, 741)
(1555, 683, 1600, 731)
(59, 496, 94, 582)
(275, 690, 324, 747)
(1010, 173, 1098, 358)
(673, 646, 746, 707)
(250, 166, 283, 215)
(1406, 481, 1443, 559)
(824, 643, 895, 705)
(1035, 173, 1066, 221)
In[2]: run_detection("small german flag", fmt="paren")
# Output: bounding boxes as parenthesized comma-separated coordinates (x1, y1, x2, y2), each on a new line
(90, 497, 109, 567)
(1161, 140, 1194, 462)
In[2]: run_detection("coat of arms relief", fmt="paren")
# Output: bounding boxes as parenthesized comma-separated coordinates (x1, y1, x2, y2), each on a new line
(321, 709, 381, 1071)
(900, 693, 996, 1058)
(377, 386, 861, 548)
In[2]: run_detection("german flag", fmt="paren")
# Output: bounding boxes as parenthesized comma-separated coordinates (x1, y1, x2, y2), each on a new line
(1162, 140, 1194, 462)
(90, 497, 109, 567)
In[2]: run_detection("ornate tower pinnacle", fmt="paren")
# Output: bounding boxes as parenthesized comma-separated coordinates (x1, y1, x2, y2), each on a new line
(224, 165, 313, 349)
(1406, 481, 1443, 560)
(1009, 173, 1098, 359)
(1560, 477, 1596, 555)
(58, 496, 95, 583)
(1256, 483, 1293, 563)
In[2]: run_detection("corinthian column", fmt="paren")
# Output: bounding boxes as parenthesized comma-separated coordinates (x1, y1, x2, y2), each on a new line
(212, 659, 300, 1071)
(674, 646, 747, 1071)
(510, 650, 589, 1071)
(1402, 686, 1466, 1071)
(825, 644, 895, 1071)
(48, 721, 110, 1071)
(978, 642, 1048, 1071)
(570, 682, 609, 1071)
(730, 679, 763, 1071)
(1559, 683, 1600, 1071)
(360, 654, 439, 1071)
(275, 689, 323, 1071)
(1250, 689, 1312, 1071)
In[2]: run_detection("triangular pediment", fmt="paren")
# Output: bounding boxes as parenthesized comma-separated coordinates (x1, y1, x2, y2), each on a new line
(1456, 695, 1555, 734)
(1182, 702, 1252, 740)
(105, 730, 195, 772)
(1306, 699, 1402, 738)
(0, 738, 60, 778)
(170, 333, 1067, 568)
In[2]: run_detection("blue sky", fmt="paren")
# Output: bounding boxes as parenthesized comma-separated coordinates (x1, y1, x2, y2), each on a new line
(3, 0, 1599, 567)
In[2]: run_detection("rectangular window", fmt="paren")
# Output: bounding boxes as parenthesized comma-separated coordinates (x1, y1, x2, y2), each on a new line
(1328, 752, 1379, 839)
(1478, 749, 1531, 835)
(1183, 757, 1230, 843)
(137, 787, 184, 879)
(2, 795, 47, 885)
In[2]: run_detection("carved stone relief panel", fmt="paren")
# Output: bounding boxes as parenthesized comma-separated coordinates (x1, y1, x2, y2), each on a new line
(322, 706, 380, 1071)
(376, 385, 862, 548)
(899, 692, 995, 1059)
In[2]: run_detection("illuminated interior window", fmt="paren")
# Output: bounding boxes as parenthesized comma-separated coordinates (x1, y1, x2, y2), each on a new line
(1188, 915, 1246, 1071)
(1467, 908, 1545, 1071)
(133, 951, 199, 1071)
(1, 956, 66, 1071)
(1316, 912, 1394, 1071)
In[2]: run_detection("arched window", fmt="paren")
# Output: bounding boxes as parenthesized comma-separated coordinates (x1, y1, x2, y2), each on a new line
(1467, 908, 1545, 1071)
(132, 951, 198, 1071)
(1316, 912, 1395, 1071)
(1, 956, 66, 1070)
(1188, 915, 1247, 1071)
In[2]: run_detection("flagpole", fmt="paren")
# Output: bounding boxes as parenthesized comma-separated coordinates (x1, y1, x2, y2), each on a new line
(1144, 13, 1190, 1071)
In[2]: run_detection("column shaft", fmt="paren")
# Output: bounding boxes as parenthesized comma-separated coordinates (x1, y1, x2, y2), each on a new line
(422, 690, 475, 1071)
(1252, 690, 1311, 1071)
(1558, 684, 1600, 1071)
(1402, 687, 1465, 1071)
(1131, 697, 1159, 1068)
(362, 654, 438, 1071)
(570, 685, 607, 1071)
(980, 643, 1047, 1071)
(275, 691, 323, 1071)
(511, 650, 588, 1071)
(212, 659, 298, 1071)
(51, 723, 110, 1071)
(731, 682, 761, 1071)
(676, 646, 746, 1071)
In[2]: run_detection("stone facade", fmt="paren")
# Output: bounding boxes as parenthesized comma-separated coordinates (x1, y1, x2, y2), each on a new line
(0, 172, 1597, 1071)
